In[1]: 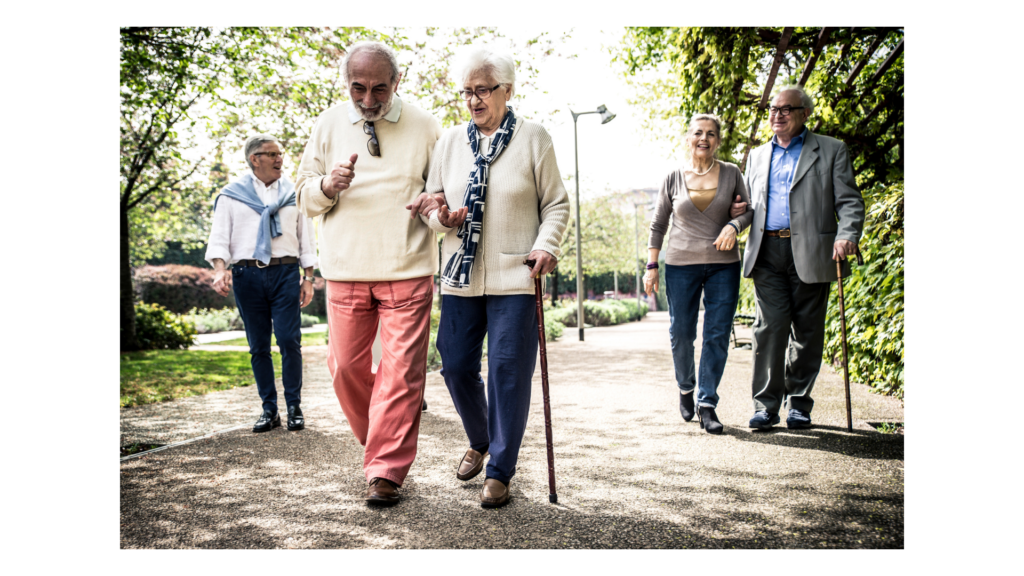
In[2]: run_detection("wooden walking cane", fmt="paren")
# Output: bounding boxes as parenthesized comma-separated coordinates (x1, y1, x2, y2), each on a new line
(525, 259, 558, 503)
(835, 247, 864, 432)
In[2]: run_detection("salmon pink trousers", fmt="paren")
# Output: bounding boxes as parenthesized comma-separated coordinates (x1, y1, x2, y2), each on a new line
(325, 275, 433, 487)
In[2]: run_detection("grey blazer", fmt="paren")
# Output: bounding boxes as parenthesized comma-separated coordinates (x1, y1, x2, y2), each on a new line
(741, 131, 865, 284)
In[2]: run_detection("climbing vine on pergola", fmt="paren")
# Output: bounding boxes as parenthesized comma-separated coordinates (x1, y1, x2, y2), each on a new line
(616, 27, 904, 193)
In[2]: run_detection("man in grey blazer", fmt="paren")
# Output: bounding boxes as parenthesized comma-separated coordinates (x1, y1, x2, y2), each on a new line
(731, 85, 865, 430)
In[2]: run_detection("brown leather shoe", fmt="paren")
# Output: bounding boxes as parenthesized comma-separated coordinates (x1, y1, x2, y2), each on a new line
(365, 477, 400, 506)
(480, 478, 510, 508)
(457, 448, 488, 481)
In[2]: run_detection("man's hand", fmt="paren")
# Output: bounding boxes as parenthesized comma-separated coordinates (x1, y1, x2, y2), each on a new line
(300, 278, 314, 308)
(833, 239, 857, 261)
(437, 204, 469, 228)
(322, 153, 358, 198)
(405, 192, 447, 219)
(212, 267, 232, 296)
(713, 225, 738, 251)
(729, 195, 748, 219)
(643, 268, 659, 295)
(527, 250, 557, 278)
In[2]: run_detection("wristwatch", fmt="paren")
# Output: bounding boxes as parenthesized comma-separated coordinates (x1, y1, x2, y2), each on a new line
(302, 276, 314, 284)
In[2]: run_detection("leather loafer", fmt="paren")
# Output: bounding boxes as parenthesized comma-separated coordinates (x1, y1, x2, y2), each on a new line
(252, 409, 280, 433)
(422, 399, 428, 411)
(679, 391, 695, 422)
(748, 411, 780, 430)
(365, 477, 400, 506)
(698, 406, 724, 435)
(287, 405, 304, 431)
(480, 478, 510, 508)
(456, 448, 488, 481)
(786, 409, 812, 429)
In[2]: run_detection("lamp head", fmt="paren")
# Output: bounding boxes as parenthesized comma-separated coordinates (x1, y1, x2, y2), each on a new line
(597, 104, 616, 124)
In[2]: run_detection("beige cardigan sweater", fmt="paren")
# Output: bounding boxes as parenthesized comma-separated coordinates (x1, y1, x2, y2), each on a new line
(425, 117, 570, 297)
(295, 99, 444, 281)
(648, 161, 753, 265)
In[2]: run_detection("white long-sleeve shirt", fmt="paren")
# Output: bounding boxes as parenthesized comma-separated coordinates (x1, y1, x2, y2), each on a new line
(205, 173, 317, 269)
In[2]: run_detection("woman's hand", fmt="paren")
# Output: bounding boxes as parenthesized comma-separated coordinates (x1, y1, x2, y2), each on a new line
(527, 250, 557, 278)
(713, 225, 737, 251)
(643, 268, 659, 296)
(437, 204, 469, 228)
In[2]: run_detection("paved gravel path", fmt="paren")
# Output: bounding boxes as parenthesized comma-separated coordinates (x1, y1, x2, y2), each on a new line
(120, 311, 903, 549)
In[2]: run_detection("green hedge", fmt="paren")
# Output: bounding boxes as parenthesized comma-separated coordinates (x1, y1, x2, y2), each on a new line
(550, 298, 648, 328)
(823, 182, 904, 399)
(134, 302, 196, 350)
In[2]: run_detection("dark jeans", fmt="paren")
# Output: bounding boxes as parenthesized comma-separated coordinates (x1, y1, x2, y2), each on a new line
(232, 262, 303, 414)
(437, 294, 538, 485)
(750, 237, 831, 415)
(665, 261, 741, 409)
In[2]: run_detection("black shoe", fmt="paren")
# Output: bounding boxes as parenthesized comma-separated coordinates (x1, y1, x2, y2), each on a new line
(287, 405, 304, 431)
(786, 409, 812, 429)
(422, 399, 428, 411)
(679, 392, 695, 422)
(748, 411, 780, 430)
(253, 409, 281, 433)
(697, 406, 724, 435)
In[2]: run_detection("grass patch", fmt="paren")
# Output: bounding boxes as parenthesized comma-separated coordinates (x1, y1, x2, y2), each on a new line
(871, 421, 904, 435)
(214, 331, 327, 347)
(120, 349, 281, 408)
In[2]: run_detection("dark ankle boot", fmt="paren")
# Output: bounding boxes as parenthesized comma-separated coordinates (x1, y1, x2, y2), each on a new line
(679, 392, 695, 422)
(698, 406, 724, 435)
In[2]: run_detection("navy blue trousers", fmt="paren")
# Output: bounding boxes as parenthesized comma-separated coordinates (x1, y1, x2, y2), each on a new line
(232, 263, 303, 413)
(437, 294, 538, 485)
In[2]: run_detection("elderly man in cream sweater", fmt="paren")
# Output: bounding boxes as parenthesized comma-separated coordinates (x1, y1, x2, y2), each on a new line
(295, 41, 443, 506)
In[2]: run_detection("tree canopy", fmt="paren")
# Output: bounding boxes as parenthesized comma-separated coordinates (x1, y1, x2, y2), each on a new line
(615, 27, 903, 192)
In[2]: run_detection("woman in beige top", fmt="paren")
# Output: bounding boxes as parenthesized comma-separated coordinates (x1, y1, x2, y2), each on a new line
(407, 47, 570, 508)
(644, 113, 753, 435)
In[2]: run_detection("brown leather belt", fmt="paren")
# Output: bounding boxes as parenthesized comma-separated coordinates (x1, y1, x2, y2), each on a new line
(764, 229, 791, 238)
(234, 256, 299, 268)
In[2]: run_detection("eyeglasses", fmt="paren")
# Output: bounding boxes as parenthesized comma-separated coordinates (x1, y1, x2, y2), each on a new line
(768, 106, 805, 117)
(363, 121, 380, 157)
(254, 151, 285, 159)
(457, 84, 502, 101)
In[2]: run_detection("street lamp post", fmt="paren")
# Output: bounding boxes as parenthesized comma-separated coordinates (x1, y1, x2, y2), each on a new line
(570, 104, 615, 342)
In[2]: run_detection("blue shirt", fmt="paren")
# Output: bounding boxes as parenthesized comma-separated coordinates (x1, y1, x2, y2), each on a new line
(765, 128, 807, 230)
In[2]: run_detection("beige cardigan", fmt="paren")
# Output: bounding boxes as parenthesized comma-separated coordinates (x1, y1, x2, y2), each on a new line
(295, 98, 444, 282)
(425, 117, 570, 297)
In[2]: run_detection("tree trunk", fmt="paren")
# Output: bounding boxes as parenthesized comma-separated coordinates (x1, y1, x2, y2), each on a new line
(551, 269, 559, 303)
(121, 206, 140, 351)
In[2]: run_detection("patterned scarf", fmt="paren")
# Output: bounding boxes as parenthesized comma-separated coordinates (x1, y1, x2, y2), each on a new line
(440, 106, 517, 288)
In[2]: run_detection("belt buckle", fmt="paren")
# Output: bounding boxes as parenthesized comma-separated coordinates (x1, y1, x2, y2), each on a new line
(256, 259, 269, 268)
(779, 229, 791, 239)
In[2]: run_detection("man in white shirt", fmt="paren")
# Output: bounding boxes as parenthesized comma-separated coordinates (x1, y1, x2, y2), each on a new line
(205, 134, 318, 433)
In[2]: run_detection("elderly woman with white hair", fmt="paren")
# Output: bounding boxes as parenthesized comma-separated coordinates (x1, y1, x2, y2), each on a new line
(643, 114, 753, 435)
(408, 46, 569, 508)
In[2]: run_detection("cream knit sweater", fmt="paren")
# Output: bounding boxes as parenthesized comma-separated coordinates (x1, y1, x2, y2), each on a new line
(295, 99, 444, 282)
(425, 117, 570, 297)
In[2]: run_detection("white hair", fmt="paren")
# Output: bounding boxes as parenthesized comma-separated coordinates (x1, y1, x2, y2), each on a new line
(773, 84, 815, 114)
(343, 41, 401, 86)
(453, 46, 516, 98)
(243, 134, 279, 170)
(682, 113, 723, 167)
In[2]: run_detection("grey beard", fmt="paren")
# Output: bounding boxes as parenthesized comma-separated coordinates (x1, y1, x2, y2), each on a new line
(356, 93, 394, 122)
